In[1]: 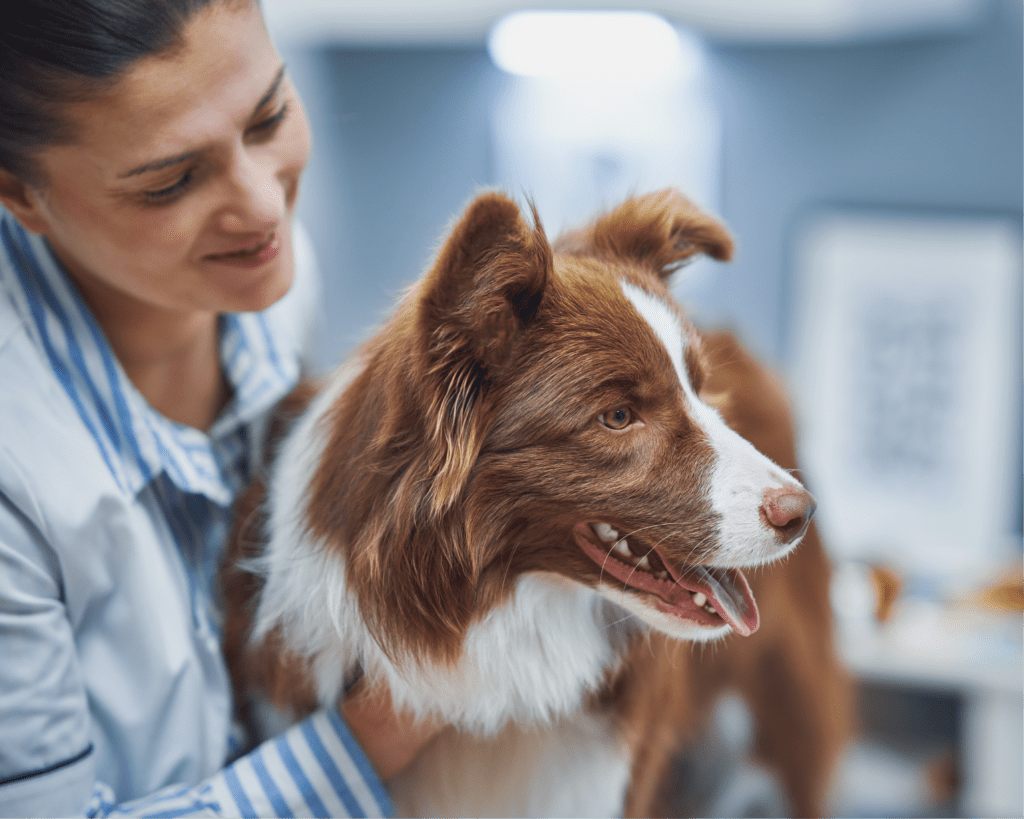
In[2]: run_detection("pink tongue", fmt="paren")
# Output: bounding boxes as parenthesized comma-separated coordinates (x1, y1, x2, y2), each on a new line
(686, 565, 759, 636)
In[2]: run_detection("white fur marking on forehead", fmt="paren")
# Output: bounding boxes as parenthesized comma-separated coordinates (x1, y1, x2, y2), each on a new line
(619, 277, 720, 435)
(619, 280, 689, 392)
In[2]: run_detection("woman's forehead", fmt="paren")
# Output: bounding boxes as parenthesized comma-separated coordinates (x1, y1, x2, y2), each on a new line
(53, 1, 282, 177)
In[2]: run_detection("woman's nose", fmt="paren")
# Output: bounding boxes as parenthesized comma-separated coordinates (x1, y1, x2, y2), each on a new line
(217, 152, 286, 233)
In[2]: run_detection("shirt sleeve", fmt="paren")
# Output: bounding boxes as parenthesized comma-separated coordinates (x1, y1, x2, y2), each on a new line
(85, 710, 393, 818)
(0, 491, 393, 819)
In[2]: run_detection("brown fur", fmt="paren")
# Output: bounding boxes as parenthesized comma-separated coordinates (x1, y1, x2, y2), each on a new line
(223, 189, 851, 816)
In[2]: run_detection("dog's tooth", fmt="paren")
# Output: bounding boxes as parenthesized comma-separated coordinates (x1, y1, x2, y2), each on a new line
(636, 555, 651, 572)
(594, 523, 619, 543)
(656, 570, 668, 581)
(612, 540, 632, 559)
(704, 603, 716, 614)
(692, 591, 708, 608)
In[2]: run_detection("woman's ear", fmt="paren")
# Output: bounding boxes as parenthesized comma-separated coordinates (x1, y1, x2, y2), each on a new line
(554, 188, 733, 279)
(0, 169, 49, 234)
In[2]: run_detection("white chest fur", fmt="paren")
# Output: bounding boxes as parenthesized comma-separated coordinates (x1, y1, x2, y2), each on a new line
(390, 710, 631, 818)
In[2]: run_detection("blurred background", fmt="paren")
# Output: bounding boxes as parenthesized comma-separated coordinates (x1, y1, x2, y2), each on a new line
(264, 1, 1022, 815)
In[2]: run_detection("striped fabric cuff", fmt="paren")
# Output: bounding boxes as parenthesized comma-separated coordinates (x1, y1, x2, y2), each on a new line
(207, 709, 394, 818)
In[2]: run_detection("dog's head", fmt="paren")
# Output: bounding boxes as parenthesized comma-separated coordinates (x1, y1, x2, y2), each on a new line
(307, 190, 814, 664)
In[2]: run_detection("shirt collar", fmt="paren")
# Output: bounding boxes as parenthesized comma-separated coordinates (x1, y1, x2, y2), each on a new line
(0, 213, 300, 504)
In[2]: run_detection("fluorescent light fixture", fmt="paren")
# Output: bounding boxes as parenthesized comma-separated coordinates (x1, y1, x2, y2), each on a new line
(488, 11, 691, 82)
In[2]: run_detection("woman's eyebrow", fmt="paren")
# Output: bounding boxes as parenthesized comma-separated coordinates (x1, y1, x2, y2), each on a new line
(118, 64, 287, 179)
(252, 65, 287, 115)
(119, 149, 199, 179)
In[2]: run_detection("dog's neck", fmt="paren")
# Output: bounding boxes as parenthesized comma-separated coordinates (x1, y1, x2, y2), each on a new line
(374, 574, 635, 733)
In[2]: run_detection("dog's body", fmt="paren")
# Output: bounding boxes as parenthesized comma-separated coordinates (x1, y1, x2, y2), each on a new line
(224, 190, 850, 817)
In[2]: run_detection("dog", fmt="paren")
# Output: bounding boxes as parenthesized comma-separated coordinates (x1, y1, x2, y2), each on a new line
(223, 189, 850, 817)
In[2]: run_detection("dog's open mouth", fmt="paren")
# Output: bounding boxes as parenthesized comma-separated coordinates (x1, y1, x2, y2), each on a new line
(573, 522, 760, 636)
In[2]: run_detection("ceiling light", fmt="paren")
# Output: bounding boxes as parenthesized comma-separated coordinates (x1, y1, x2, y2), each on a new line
(488, 11, 693, 83)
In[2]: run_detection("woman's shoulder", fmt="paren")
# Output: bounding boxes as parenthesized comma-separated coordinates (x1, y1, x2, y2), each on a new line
(0, 215, 107, 463)
(0, 275, 25, 358)
(0, 272, 72, 427)
(0, 213, 30, 354)
(0, 291, 124, 541)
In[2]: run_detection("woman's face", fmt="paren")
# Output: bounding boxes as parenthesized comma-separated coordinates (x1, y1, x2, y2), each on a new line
(15, 0, 311, 317)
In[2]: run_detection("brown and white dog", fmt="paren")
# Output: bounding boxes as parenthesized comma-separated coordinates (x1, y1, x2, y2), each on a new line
(224, 190, 850, 817)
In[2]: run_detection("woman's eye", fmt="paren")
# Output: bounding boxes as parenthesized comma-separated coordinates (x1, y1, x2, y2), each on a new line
(246, 103, 289, 138)
(598, 408, 634, 431)
(142, 170, 195, 204)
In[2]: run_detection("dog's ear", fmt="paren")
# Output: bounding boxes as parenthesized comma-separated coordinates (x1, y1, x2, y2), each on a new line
(554, 188, 732, 277)
(417, 190, 552, 513)
(420, 190, 550, 373)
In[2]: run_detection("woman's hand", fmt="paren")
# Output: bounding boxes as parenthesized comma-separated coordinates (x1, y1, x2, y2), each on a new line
(339, 682, 444, 782)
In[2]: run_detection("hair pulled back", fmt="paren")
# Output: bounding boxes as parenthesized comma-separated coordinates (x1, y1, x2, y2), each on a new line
(0, 0, 227, 183)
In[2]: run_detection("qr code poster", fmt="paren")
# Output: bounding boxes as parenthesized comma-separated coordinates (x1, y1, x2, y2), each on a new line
(791, 210, 1021, 586)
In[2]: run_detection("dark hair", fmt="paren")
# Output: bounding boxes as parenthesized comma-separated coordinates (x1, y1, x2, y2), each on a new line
(0, 0, 229, 183)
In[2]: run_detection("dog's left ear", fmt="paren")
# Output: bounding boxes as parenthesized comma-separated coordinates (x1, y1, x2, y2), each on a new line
(554, 188, 732, 278)
(417, 191, 552, 513)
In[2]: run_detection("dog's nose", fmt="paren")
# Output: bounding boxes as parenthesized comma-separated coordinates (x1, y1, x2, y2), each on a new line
(761, 486, 816, 544)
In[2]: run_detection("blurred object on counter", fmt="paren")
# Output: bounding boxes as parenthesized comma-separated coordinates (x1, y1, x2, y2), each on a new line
(869, 564, 903, 624)
(957, 559, 1024, 614)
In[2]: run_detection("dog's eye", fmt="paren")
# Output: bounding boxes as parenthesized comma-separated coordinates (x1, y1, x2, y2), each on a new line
(599, 408, 634, 431)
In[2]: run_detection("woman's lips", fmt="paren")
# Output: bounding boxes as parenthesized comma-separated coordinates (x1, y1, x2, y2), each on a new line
(205, 232, 281, 267)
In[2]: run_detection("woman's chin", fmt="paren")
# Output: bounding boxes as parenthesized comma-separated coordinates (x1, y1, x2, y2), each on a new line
(203, 255, 295, 314)
(240, 264, 295, 313)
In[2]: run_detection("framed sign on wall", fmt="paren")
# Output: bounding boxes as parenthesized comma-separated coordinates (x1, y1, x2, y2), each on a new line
(790, 209, 1021, 588)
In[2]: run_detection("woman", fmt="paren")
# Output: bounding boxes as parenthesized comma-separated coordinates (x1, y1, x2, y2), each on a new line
(0, 1, 438, 815)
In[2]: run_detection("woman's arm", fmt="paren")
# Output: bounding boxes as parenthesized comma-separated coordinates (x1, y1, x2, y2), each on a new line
(0, 492, 397, 819)
(92, 710, 394, 818)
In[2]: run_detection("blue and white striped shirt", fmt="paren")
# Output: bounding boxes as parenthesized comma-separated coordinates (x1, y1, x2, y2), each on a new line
(0, 210, 392, 818)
